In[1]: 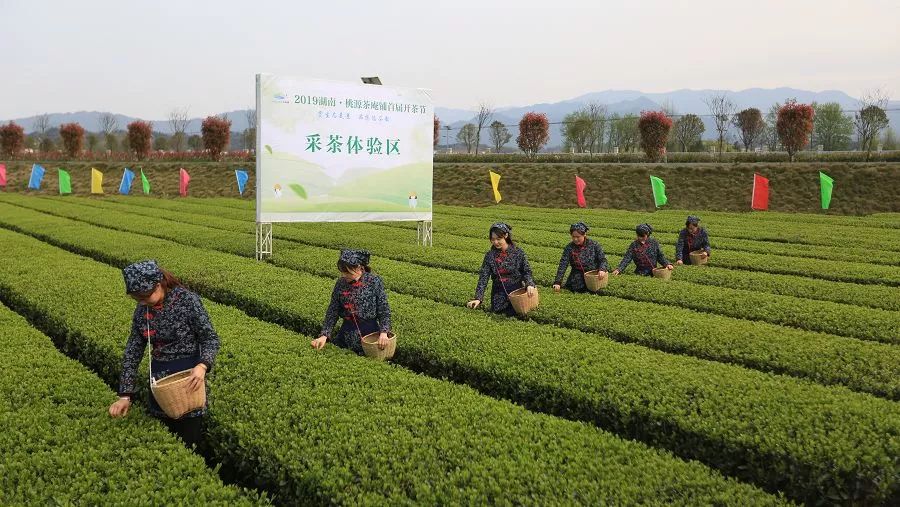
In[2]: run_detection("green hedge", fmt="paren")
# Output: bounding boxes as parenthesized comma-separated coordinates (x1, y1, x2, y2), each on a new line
(1, 205, 897, 504)
(5, 197, 897, 399)
(82, 196, 900, 311)
(428, 209, 900, 266)
(0, 303, 264, 506)
(0, 230, 785, 505)
(8, 196, 900, 399)
(433, 205, 900, 254)
(23, 195, 895, 347)
(433, 151, 900, 164)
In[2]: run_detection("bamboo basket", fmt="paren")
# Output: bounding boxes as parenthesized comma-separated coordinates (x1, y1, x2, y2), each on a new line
(508, 287, 540, 316)
(689, 250, 709, 265)
(361, 332, 397, 361)
(583, 270, 609, 292)
(652, 267, 673, 281)
(151, 370, 206, 419)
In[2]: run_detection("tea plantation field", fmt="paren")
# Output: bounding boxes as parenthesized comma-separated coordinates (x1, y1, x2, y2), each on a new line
(1, 193, 898, 505)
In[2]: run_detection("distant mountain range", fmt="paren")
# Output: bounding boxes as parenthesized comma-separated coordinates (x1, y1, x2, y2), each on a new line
(3, 88, 897, 149)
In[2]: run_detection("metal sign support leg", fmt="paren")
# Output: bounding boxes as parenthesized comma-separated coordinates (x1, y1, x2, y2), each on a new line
(256, 222, 273, 260)
(416, 220, 433, 247)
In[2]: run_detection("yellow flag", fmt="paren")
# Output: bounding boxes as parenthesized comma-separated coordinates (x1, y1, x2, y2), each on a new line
(489, 170, 502, 203)
(91, 168, 104, 194)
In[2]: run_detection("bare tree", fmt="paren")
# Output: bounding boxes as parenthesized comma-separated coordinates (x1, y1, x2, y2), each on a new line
(854, 89, 890, 160)
(474, 103, 493, 155)
(703, 93, 736, 158)
(99, 112, 119, 154)
(586, 102, 607, 157)
(488, 120, 511, 153)
(673, 114, 705, 152)
(33, 114, 51, 151)
(243, 107, 257, 152)
(168, 107, 190, 152)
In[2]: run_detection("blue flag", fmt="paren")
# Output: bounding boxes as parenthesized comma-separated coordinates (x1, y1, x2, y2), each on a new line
(119, 168, 135, 195)
(235, 169, 249, 196)
(28, 164, 45, 190)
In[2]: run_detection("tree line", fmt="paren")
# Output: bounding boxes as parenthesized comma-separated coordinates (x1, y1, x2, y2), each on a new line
(436, 90, 896, 160)
(0, 109, 258, 161)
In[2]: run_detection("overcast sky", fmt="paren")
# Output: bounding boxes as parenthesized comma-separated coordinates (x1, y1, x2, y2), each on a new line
(1, 0, 897, 119)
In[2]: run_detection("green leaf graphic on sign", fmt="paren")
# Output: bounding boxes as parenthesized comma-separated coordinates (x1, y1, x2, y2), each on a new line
(289, 183, 308, 199)
(265, 145, 273, 154)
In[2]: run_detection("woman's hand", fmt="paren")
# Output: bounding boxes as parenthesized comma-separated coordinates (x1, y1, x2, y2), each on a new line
(311, 336, 327, 350)
(666, 264, 674, 270)
(676, 260, 684, 265)
(612, 269, 621, 276)
(378, 332, 389, 350)
(109, 397, 131, 418)
(598, 270, 608, 278)
(552, 284, 561, 293)
(526, 286, 537, 297)
(466, 299, 481, 309)
(187, 364, 207, 392)
(703, 251, 710, 258)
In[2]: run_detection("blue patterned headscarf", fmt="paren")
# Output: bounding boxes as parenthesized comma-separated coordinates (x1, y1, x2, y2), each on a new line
(490, 222, 511, 235)
(686, 215, 701, 226)
(636, 223, 653, 236)
(123, 260, 163, 294)
(339, 249, 370, 267)
(570, 222, 589, 234)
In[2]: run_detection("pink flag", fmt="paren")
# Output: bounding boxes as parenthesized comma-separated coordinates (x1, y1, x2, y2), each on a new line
(0, 163, 6, 187)
(575, 175, 587, 208)
(179, 168, 190, 197)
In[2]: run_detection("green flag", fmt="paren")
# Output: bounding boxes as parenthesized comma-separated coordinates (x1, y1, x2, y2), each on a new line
(650, 175, 667, 207)
(819, 171, 834, 210)
(140, 169, 151, 195)
(58, 169, 72, 195)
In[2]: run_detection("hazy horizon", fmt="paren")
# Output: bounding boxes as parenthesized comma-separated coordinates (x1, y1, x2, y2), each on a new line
(1, 0, 897, 119)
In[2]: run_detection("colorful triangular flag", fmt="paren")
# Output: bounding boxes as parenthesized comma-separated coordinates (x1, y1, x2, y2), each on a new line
(650, 175, 667, 207)
(119, 168, 135, 195)
(28, 164, 45, 190)
(140, 169, 151, 195)
(179, 168, 190, 197)
(235, 169, 249, 196)
(91, 168, 104, 194)
(58, 169, 72, 195)
(489, 170, 501, 203)
(575, 175, 587, 208)
(751, 173, 769, 211)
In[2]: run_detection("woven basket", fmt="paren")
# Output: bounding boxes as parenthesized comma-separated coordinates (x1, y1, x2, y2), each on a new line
(583, 270, 609, 292)
(151, 370, 206, 419)
(508, 287, 540, 316)
(652, 267, 673, 281)
(361, 332, 397, 361)
(689, 250, 709, 265)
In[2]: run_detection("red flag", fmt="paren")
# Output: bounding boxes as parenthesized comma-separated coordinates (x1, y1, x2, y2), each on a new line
(575, 175, 587, 208)
(751, 173, 769, 210)
(0, 163, 6, 187)
(179, 168, 190, 197)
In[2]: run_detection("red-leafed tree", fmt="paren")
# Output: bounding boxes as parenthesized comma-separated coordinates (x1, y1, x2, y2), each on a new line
(433, 115, 440, 148)
(59, 122, 85, 159)
(202, 115, 232, 160)
(0, 121, 25, 158)
(516, 112, 550, 158)
(127, 120, 153, 159)
(776, 100, 815, 162)
(638, 111, 673, 162)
